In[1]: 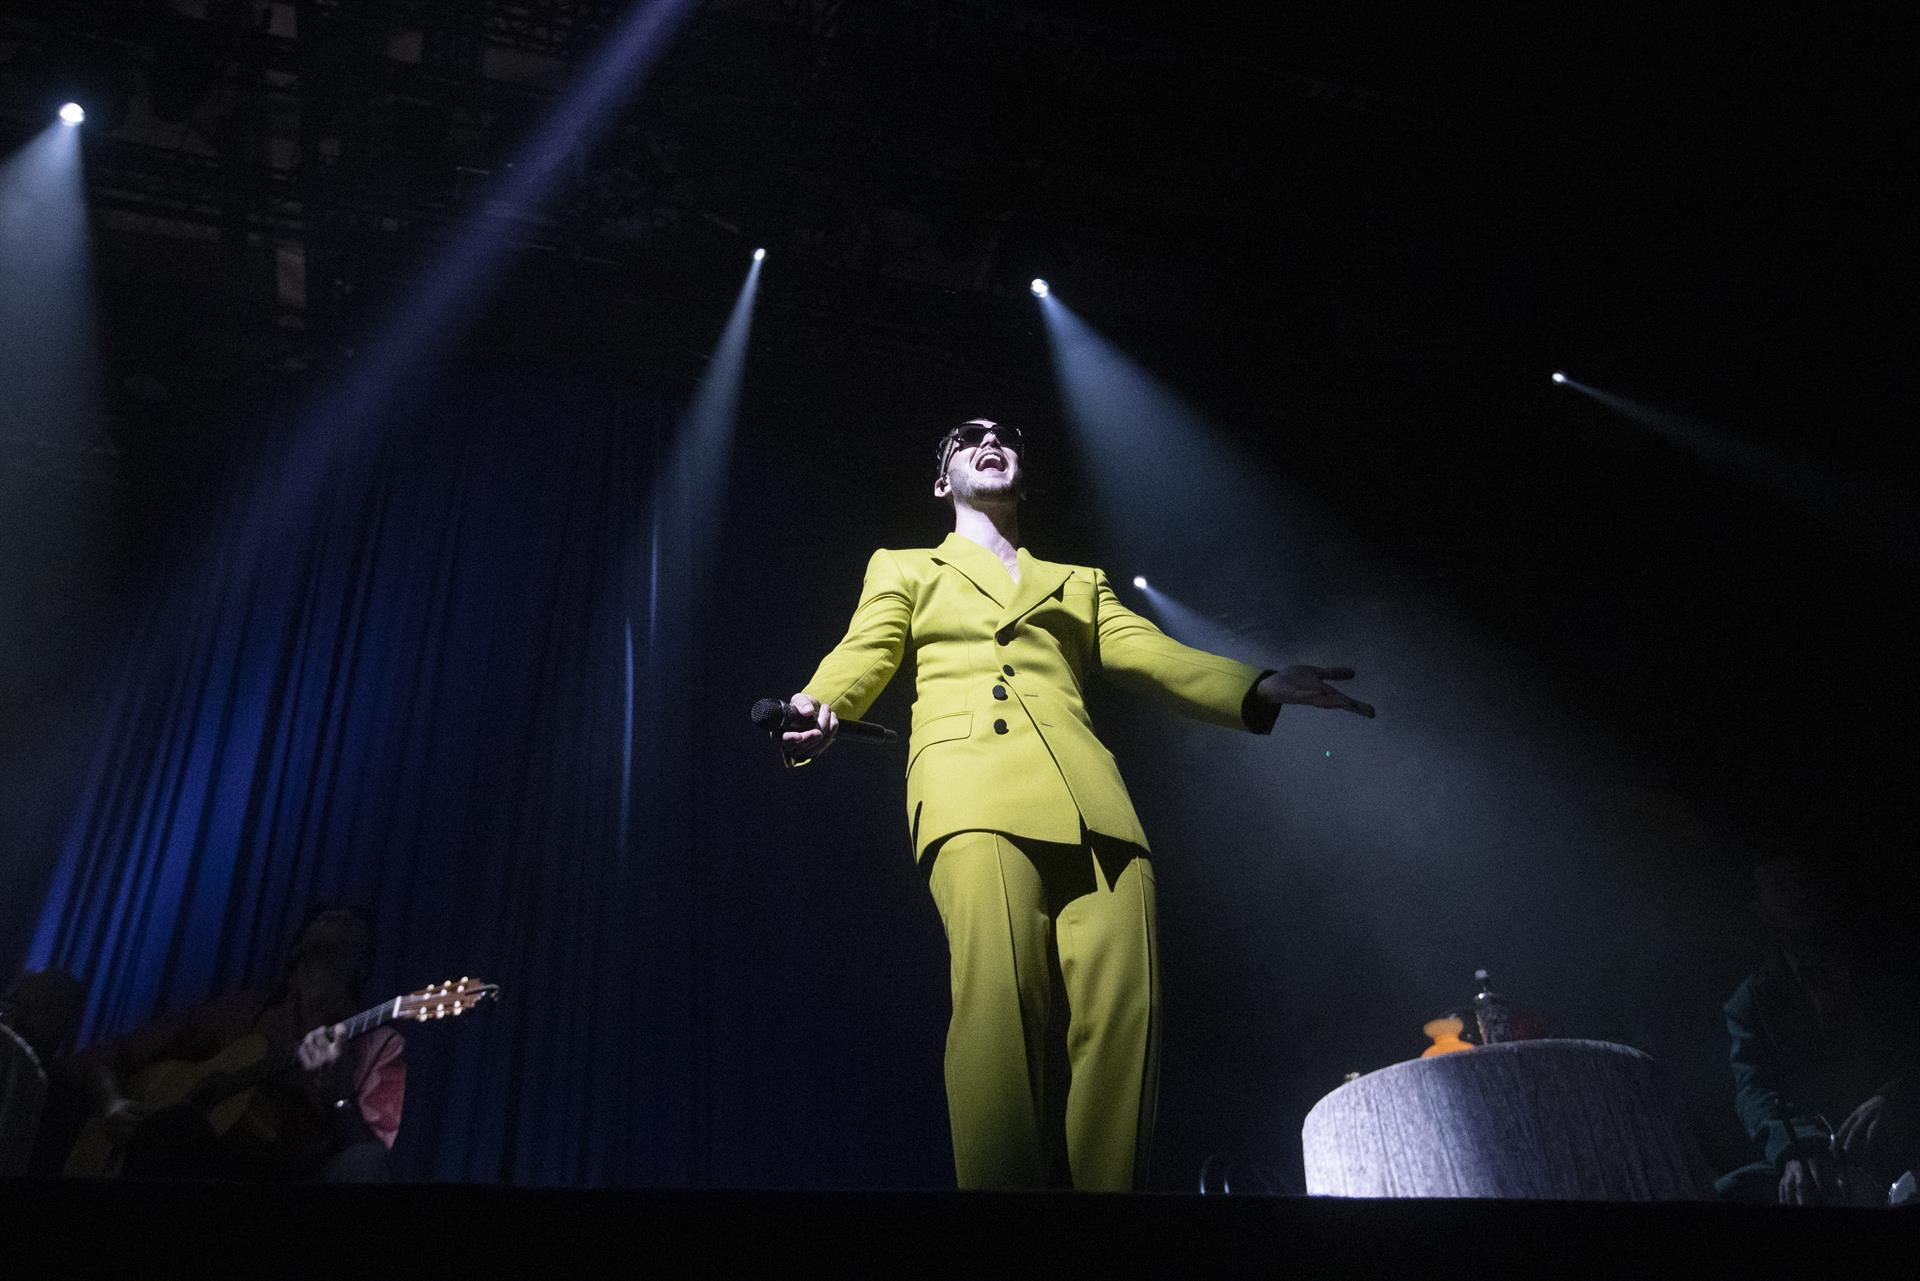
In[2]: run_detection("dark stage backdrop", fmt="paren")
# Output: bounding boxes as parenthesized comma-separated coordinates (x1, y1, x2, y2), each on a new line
(0, 354, 1798, 1191)
(16, 350, 1900, 1192)
(13, 374, 740, 1185)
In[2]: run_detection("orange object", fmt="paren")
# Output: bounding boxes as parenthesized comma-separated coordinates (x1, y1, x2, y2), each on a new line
(1421, 1016, 1474, 1058)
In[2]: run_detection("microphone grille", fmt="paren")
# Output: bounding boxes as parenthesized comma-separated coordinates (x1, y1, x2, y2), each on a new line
(749, 698, 788, 731)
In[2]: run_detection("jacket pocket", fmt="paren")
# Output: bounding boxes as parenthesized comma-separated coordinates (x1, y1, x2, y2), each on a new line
(907, 711, 972, 775)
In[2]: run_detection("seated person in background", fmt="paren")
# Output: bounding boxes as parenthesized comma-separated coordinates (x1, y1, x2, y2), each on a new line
(74, 906, 404, 1182)
(0, 968, 84, 1174)
(1716, 850, 1919, 1204)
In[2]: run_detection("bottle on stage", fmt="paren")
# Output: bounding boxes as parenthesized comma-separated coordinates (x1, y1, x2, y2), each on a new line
(1473, 968, 1515, 1046)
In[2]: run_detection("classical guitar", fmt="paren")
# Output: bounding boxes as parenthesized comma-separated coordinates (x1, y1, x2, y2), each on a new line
(65, 976, 498, 1178)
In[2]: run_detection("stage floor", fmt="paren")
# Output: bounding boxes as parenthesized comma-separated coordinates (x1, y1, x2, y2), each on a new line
(6, 1179, 1912, 1275)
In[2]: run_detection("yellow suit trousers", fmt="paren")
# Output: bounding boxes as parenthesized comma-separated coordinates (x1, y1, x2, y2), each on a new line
(929, 830, 1160, 1191)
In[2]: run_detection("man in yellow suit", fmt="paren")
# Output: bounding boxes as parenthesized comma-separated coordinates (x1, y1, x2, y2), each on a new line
(783, 419, 1373, 1191)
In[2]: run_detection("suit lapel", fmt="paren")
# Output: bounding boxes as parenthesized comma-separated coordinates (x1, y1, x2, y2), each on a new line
(932, 532, 1010, 607)
(998, 549, 1073, 634)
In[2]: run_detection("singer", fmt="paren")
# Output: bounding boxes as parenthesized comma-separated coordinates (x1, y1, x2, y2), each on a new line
(782, 418, 1373, 1191)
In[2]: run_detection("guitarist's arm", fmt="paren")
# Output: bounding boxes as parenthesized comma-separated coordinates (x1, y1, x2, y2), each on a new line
(84, 1058, 144, 1140)
(78, 992, 261, 1136)
(79, 1010, 194, 1137)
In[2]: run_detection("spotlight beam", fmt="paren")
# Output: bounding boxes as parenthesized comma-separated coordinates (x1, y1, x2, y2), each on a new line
(646, 252, 763, 626)
(1558, 376, 1912, 549)
(218, 0, 701, 570)
(0, 123, 97, 446)
(630, 255, 762, 838)
(1, 120, 102, 964)
(1036, 292, 1326, 641)
(1129, 580, 1259, 666)
(314, 0, 699, 410)
(674, 254, 762, 490)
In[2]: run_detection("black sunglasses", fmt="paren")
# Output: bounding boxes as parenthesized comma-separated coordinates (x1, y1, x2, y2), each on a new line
(946, 422, 1022, 451)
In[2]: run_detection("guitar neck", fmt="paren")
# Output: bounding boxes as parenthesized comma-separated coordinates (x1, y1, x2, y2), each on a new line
(244, 997, 399, 1079)
(328, 995, 403, 1044)
(296, 979, 496, 1061)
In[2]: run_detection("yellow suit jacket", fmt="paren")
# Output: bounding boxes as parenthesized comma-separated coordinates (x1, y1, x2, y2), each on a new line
(803, 532, 1270, 859)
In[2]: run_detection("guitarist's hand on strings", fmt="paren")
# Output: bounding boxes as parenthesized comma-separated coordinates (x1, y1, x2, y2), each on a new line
(295, 1023, 347, 1073)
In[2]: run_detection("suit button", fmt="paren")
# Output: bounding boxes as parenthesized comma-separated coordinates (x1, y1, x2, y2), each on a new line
(1001, 664, 1015, 677)
(992, 685, 1007, 700)
(995, 630, 1012, 645)
(993, 719, 1008, 734)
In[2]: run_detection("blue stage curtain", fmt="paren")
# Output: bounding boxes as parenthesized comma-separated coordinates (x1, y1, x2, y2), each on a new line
(17, 373, 704, 1185)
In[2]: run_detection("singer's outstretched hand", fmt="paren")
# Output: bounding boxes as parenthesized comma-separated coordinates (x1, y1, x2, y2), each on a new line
(1255, 666, 1375, 718)
(783, 693, 840, 761)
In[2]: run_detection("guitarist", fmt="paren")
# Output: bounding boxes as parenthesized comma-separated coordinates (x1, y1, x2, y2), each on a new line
(76, 907, 405, 1181)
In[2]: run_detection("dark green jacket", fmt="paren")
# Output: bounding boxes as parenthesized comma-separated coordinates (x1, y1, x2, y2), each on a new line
(1725, 952, 1919, 1170)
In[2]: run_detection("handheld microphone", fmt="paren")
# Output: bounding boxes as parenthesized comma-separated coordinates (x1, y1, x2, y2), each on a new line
(750, 698, 897, 744)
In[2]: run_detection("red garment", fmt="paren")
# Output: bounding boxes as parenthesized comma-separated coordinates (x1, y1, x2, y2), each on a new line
(351, 1025, 406, 1148)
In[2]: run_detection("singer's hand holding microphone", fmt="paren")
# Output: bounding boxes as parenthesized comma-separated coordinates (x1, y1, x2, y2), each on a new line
(778, 693, 838, 762)
(751, 693, 896, 764)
